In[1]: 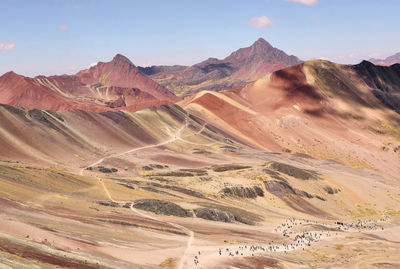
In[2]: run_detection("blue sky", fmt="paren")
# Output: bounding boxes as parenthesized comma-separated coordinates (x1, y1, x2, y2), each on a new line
(1, 0, 399, 76)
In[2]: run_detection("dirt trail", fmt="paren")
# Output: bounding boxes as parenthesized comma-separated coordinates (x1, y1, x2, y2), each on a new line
(80, 120, 194, 269)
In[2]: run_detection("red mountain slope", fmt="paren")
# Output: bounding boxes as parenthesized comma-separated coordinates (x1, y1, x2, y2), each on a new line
(0, 54, 179, 111)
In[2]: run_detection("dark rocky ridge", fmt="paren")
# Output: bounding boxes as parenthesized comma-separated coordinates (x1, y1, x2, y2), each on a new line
(353, 61, 400, 114)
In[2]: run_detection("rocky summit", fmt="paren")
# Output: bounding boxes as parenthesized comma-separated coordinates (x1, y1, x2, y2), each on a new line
(139, 38, 302, 97)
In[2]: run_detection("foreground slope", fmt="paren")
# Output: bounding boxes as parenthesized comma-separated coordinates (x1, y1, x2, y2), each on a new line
(0, 102, 399, 268)
(180, 60, 400, 179)
(139, 38, 302, 97)
(0, 54, 179, 112)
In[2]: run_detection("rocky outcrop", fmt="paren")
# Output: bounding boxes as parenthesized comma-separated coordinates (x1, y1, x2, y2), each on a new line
(146, 182, 204, 198)
(196, 202, 262, 225)
(262, 168, 287, 181)
(268, 162, 319, 180)
(220, 185, 264, 199)
(149, 171, 195, 177)
(179, 168, 208, 176)
(194, 205, 262, 225)
(132, 199, 192, 217)
(295, 189, 313, 198)
(212, 164, 251, 172)
(194, 208, 235, 223)
(96, 201, 121, 207)
(323, 186, 341, 194)
(264, 180, 329, 216)
(264, 180, 295, 197)
(85, 166, 118, 173)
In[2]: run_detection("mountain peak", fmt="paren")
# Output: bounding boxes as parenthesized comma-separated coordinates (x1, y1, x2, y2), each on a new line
(224, 38, 301, 67)
(249, 38, 274, 55)
(2, 71, 17, 76)
(252, 38, 272, 48)
(0, 71, 24, 81)
(112, 54, 134, 66)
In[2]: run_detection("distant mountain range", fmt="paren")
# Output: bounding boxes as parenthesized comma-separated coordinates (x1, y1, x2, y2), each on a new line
(1, 58, 399, 178)
(0, 54, 179, 111)
(138, 38, 302, 97)
(1, 39, 399, 118)
(369, 52, 400, 66)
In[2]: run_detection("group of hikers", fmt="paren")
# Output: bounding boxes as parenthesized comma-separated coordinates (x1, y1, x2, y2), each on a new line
(334, 217, 388, 232)
(192, 215, 389, 266)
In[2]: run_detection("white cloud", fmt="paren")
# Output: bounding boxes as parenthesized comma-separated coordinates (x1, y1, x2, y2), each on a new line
(0, 42, 16, 50)
(318, 56, 330, 61)
(89, 62, 98, 67)
(248, 16, 273, 28)
(286, 0, 318, 6)
(59, 25, 67, 31)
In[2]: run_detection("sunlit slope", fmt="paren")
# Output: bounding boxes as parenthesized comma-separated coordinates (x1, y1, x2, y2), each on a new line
(181, 60, 400, 179)
(0, 104, 235, 169)
(0, 97, 399, 268)
(0, 54, 179, 112)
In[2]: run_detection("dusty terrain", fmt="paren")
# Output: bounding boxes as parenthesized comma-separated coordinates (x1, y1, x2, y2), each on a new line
(0, 55, 400, 268)
(0, 102, 399, 268)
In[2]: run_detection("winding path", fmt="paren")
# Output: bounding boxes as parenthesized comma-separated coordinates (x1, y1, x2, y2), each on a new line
(79, 120, 196, 269)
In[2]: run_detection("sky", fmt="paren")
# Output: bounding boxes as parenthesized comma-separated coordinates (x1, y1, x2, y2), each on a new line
(1, 0, 399, 77)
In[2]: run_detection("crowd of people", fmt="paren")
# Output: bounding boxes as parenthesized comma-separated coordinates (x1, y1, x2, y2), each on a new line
(192, 216, 390, 266)
(333, 216, 388, 232)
